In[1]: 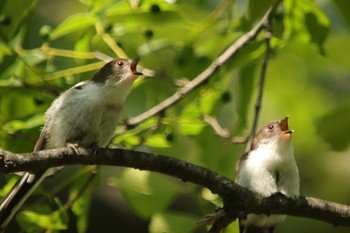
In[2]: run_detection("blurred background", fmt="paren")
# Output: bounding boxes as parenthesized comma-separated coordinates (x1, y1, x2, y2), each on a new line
(0, 0, 350, 232)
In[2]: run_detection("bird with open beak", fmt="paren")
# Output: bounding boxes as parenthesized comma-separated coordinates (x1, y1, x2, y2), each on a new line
(0, 58, 143, 231)
(236, 116, 300, 233)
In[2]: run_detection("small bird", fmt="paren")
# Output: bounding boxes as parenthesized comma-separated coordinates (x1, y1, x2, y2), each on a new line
(0, 57, 143, 231)
(235, 116, 300, 233)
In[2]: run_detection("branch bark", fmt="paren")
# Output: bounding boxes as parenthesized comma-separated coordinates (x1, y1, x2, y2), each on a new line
(1, 147, 350, 228)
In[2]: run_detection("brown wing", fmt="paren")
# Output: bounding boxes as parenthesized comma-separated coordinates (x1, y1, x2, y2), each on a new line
(235, 151, 249, 182)
(33, 129, 48, 152)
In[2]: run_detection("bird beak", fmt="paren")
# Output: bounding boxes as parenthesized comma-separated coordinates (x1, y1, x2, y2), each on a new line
(130, 57, 143, 76)
(280, 116, 293, 137)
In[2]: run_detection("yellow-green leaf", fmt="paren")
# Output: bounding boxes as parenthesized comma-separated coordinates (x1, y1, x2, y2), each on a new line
(144, 133, 171, 148)
(50, 13, 97, 40)
(17, 210, 67, 232)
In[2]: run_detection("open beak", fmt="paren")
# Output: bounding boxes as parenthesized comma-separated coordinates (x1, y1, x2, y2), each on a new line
(130, 57, 143, 76)
(280, 116, 293, 135)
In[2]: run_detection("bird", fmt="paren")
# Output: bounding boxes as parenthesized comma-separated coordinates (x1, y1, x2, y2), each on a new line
(0, 57, 143, 231)
(235, 116, 300, 233)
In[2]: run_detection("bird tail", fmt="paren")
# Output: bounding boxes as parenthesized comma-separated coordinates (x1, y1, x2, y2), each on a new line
(0, 171, 46, 232)
(240, 224, 275, 233)
(239, 219, 275, 233)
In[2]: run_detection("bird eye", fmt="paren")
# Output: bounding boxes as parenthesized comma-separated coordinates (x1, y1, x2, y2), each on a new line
(267, 124, 274, 130)
(117, 60, 124, 67)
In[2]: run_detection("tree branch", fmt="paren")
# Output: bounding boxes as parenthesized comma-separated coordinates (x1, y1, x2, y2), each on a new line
(1, 147, 350, 228)
(126, 0, 282, 127)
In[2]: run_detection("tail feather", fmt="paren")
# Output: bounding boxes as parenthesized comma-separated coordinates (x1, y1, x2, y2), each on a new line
(239, 220, 275, 233)
(240, 225, 275, 233)
(0, 171, 46, 231)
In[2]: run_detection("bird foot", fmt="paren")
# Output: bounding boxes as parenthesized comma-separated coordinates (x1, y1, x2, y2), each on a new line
(90, 143, 100, 155)
(66, 143, 80, 154)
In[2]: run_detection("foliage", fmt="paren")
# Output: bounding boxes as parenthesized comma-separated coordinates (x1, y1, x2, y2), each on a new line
(0, 0, 350, 232)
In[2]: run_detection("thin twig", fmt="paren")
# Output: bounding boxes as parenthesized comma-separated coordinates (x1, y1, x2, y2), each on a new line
(135, 113, 163, 147)
(202, 115, 248, 144)
(244, 9, 274, 152)
(203, 115, 230, 138)
(63, 166, 98, 210)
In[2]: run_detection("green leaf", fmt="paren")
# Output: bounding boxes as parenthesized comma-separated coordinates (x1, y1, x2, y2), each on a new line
(304, 10, 329, 55)
(283, 0, 330, 52)
(0, 176, 19, 198)
(114, 118, 161, 147)
(138, 39, 173, 56)
(332, 0, 350, 29)
(177, 88, 221, 136)
(149, 212, 198, 233)
(0, 41, 12, 63)
(2, 114, 44, 134)
(177, 117, 206, 136)
(113, 128, 141, 148)
(105, 0, 177, 20)
(317, 104, 350, 151)
(248, 0, 273, 22)
(236, 62, 257, 132)
(104, 1, 134, 17)
(50, 13, 97, 40)
(74, 30, 93, 53)
(69, 169, 98, 233)
(79, 0, 108, 13)
(110, 169, 180, 219)
(225, 219, 240, 233)
(0, 0, 37, 39)
(17, 208, 67, 232)
(144, 133, 171, 148)
(229, 40, 265, 67)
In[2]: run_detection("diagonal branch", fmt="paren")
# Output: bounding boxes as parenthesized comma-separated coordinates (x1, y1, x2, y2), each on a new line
(126, 0, 282, 126)
(0, 147, 350, 228)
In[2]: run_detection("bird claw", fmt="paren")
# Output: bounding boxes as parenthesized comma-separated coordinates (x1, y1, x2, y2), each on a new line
(91, 143, 99, 155)
(196, 208, 224, 226)
(66, 142, 100, 155)
(66, 143, 80, 154)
